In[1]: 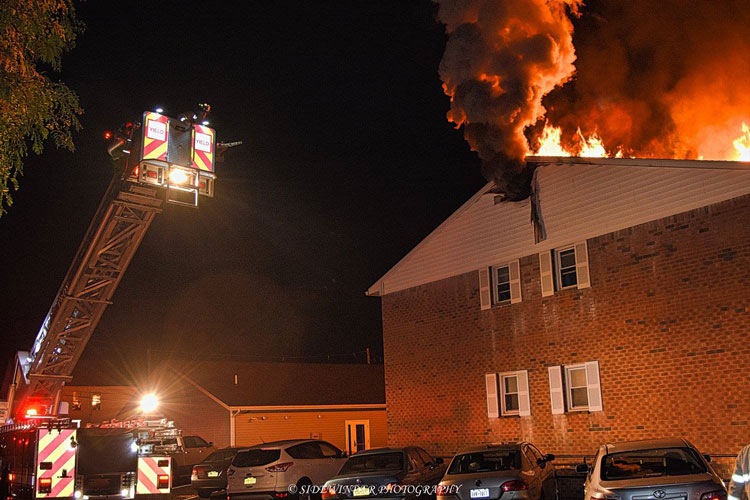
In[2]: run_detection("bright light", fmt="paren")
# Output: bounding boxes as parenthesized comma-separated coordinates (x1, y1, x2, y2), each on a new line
(169, 168, 190, 185)
(25, 408, 38, 417)
(201, 120, 210, 126)
(130, 441, 139, 453)
(75, 492, 82, 499)
(155, 107, 164, 114)
(139, 393, 159, 413)
(121, 489, 129, 497)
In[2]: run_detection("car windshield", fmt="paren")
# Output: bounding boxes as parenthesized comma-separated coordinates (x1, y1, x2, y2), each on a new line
(232, 449, 281, 467)
(204, 449, 238, 463)
(601, 447, 707, 480)
(448, 450, 522, 474)
(339, 452, 404, 474)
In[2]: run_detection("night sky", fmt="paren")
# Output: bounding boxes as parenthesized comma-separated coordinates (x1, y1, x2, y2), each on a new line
(0, 1, 485, 369)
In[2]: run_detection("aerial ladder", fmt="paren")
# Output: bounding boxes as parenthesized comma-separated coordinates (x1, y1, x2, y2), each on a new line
(2, 105, 224, 421)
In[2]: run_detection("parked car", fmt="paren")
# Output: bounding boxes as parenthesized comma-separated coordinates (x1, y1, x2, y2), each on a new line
(192, 447, 243, 497)
(578, 438, 726, 500)
(437, 442, 556, 500)
(322, 447, 446, 499)
(227, 439, 347, 500)
(169, 435, 217, 485)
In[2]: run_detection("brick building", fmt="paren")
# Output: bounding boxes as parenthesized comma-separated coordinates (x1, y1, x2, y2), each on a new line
(367, 157, 749, 462)
(62, 359, 386, 452)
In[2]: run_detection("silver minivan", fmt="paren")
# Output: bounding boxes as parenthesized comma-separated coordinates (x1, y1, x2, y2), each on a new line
(579, 438, 726, 500)
(227, 439, 347, 500)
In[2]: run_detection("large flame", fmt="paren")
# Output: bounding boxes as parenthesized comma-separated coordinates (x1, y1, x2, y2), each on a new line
(732, 123, 750, 162)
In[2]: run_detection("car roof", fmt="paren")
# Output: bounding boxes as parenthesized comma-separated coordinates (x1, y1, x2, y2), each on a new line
(349, 447, 408, 456)
(238, 439, 322, 451)
(455, 442, 526, 454)
(604, 438, 689, 454)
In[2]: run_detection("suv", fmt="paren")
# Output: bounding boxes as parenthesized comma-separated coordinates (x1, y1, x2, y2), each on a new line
(579, 438, 726, 500)
(227, 439, 346, 500)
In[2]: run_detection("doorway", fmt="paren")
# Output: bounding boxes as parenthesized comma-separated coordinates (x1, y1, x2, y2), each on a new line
(345, 420, 370, 455)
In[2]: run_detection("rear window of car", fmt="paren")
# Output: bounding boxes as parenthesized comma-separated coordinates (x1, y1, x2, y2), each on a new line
(232, 449, 281, 467)
(448, 450, 522, 475)
(205, 449, 238, 463)
(601, 447, 706, 480)
(339, 452, 404, 474)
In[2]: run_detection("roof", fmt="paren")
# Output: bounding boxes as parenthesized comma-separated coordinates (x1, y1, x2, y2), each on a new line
(174, 360, 385, 407)
(367, 157, 750, 297)
(68, 359, 385, 407)
(456, 442, 525, 453)
(238, 439, 318, 450)
(604, 438, 690, 454)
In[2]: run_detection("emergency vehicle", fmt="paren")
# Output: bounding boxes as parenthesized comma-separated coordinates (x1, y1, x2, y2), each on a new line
(0, 105, 234, 499)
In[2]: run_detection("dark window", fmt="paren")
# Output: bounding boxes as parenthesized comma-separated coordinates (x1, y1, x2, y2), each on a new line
(527, 445, 544, 465)
(556, 248, 577, 288)
(339, 452, 405, 474)
(494, 265, 511, 303)
(286, 442, 323, 459)
(502, 375, 519, 414)
(183, 436, 207, 448)
(204, 449, 239, 463)
(417, 448, 434, 466)
(448, 449, 522, 475)
(318, 442, 342, 458)
(601, 448, 706, 480)
(232, 449, 281, 467)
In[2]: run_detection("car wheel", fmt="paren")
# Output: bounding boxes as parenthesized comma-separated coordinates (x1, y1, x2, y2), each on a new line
(296, 478, 314, 500)
(197, 489, 213, 498)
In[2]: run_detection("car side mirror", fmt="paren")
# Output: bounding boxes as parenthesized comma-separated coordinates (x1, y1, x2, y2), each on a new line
(537, 459, 547, 469)
(435, 457, 444, 465)
(545, 454, 555, 462)
(208, 442, 214, 447)
(575, 464, 589, 474)
(703, 455, 711, 463)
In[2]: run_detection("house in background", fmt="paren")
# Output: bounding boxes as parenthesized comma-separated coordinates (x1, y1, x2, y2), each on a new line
(367, 157, 749, 470)
(61, 360, 386, 453)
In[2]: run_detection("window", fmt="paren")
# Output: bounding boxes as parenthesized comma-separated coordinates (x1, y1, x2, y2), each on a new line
(488, 371, 531, 417)
(555, 246, 578, 289)
(500, 374, 519, 415)
(91, 393, 101, 410)
(183, 436, 209, 448)
(318, 442, 342, 457)
(480, 260, 521, 309)
(548, 361, 603, 413)
(539, 241, 590, 296)
(494, 265, 511, 303)
(71, 392, 81, 411)
(565, 365, 589, 410)
(286, 442, 323, 459)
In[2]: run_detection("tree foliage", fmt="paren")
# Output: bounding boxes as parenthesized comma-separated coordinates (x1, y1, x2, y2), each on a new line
(0, 0, 83, 216)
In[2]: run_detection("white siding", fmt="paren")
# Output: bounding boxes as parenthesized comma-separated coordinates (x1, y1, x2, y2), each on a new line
(368, 158, 750, 296)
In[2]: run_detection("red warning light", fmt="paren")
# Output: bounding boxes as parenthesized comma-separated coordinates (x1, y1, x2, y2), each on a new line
(104, 131, 113, 140)
(26, 408, 38, 417)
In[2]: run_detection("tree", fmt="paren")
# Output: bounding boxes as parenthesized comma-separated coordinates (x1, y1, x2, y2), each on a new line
(0, 0, 83, 216)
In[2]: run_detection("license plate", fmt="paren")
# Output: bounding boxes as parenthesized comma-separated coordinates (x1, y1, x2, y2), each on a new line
(470, 489, 490, 499)
(244, 477, 257, 485)
(353, 486, 371, 497)
(208, 471, 219, 478)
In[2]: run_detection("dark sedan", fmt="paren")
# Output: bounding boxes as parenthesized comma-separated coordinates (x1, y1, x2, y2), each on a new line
(323, 447, 446, 500)
(191, 447, 243, 498)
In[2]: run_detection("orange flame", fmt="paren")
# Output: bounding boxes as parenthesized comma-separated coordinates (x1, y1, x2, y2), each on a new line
(531, 123, 614, 158)
(732, 122, 750, 162)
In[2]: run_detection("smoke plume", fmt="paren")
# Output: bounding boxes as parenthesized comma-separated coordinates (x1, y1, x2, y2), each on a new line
(541, 0, 750, 160)
(436, 0, 582, 199)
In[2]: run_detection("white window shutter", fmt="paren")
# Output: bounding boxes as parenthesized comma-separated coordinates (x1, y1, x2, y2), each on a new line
(478, 268, 492, 310)
(574, 241, 591, 289)
(509, 260, 522, 304)
(539, 251, 554, 297)
(585, 361, 603, 412)
(548, 366, 564, 414)
(517, 370, 531, 416)
(485, 373, 499, 418)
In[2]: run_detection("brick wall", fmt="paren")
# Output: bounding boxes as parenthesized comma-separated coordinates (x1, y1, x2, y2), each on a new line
(381, 194, 750, 459)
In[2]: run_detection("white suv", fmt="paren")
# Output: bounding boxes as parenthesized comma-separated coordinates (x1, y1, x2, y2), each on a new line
(227, 439, 346, 500)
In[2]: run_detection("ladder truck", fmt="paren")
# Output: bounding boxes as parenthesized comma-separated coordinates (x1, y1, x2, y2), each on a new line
(0, 107, 222, 500)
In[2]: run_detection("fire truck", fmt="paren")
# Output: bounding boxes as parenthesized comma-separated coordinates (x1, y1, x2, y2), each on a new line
(0, 106, 229, 500)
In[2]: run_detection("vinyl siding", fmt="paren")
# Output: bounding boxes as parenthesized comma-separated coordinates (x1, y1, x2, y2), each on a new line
(233, 409, 387, 450)
(369, 158, 750, 295)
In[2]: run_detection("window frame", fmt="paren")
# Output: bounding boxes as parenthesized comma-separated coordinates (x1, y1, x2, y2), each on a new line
(491, 264, 512, 304)
(564, 364, 589, 411)
(554, 245, 578, 290)
(499, 372, 520, 416)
